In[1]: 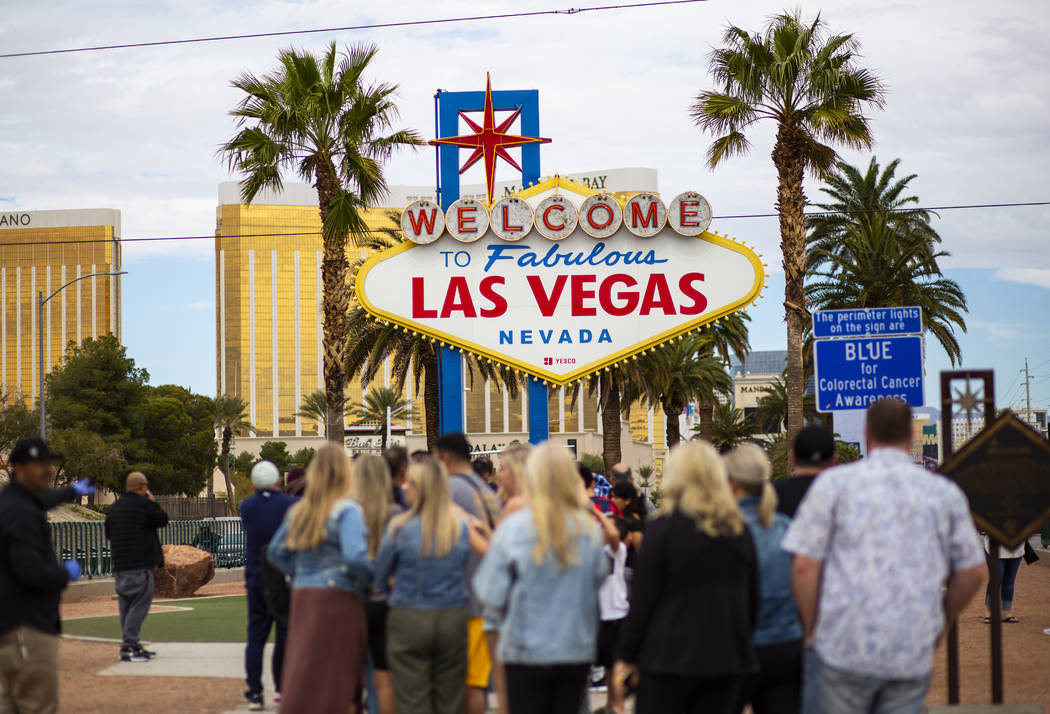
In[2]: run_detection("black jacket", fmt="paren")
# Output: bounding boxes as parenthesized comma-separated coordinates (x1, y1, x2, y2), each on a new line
(0, 481, 77, 636)
(105, 493, 169, 572)
(617, 509, 760, 677)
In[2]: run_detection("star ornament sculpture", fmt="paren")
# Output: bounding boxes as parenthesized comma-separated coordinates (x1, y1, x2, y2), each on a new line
(430, 73, 552, 206)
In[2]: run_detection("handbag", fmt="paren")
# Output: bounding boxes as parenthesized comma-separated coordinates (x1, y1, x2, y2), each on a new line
(1023, 540, 1040, 565)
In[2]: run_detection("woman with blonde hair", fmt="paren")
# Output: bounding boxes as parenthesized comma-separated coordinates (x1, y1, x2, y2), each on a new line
(267, 443, 373, 714)
(724, 443, 803, 714)
(497, 443, 530, 515)
(350, 454, 401, 714)
(613, 440, 759, 714)
(474, 442, 610, 714)
(374, 456, 473, 714)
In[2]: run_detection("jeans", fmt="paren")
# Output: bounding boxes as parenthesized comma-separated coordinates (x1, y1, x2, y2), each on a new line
(801, 645, 822, 714)
(985, 556, 1022, 611)
(504, 663, 590, 714)
(817, 655, 931, 714)
(115, 568, 154, 649)
(245, 576, 287, 696)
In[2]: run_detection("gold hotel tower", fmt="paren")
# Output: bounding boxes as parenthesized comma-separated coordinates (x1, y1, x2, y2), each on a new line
(0, 209, 122, 401)
(215, 174, 665, 452)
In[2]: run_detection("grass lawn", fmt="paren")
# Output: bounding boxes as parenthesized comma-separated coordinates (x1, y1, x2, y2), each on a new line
(62, 595, 267, 643)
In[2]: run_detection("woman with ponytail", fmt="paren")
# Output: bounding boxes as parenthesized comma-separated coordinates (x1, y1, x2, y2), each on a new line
(724, 443, 803, 714)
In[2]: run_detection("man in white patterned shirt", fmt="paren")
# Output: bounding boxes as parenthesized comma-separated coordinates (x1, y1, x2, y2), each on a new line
(783, 399, 985, 714)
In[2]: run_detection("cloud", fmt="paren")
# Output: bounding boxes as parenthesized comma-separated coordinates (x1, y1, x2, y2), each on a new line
(184, 300, 214, 311)
(993, 268, 1050, 290)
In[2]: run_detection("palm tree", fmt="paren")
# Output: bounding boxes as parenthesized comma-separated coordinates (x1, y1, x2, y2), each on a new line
(691, 11, 886, 446)
(220, 43, 423, 445)
(349, 386, 414, 451)
(585, 368, 630, 476)
(695, 314, 751, 441)
(346, 211, 519, 449)
(808, 158, 941, 272)
(704, 402, 761, 452)
(214, 395, 255, 513)
(294, 389, 330, 435)
(806, 220, 967, 362)
(630, 335, 732, 449)
(753, 375, 818, 433)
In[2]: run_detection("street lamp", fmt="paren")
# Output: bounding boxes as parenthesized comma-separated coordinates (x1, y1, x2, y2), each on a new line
(38, 270, 128, 438)
(386, 395, 424, 449)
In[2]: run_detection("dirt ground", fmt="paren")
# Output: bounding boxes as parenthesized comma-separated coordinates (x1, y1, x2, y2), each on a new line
(60, 580, 246, 619)
(54, 639, 242, 714)
(927, 556, 1050, 707)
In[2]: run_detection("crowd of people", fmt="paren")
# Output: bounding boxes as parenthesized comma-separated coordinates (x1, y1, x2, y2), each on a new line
(0, 397, 997, 714)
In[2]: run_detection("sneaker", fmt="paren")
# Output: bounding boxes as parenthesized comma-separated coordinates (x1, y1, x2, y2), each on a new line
(134, 645, 157, 659)
(245, 691, 264, 711)
(273, 692, 281, 704)
(119, 647, 150, 663)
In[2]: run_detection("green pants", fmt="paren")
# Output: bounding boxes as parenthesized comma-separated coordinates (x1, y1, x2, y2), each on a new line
(387, 606, 468, 714)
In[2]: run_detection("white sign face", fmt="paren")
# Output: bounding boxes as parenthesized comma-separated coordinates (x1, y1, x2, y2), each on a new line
(358, 220, 764, 385)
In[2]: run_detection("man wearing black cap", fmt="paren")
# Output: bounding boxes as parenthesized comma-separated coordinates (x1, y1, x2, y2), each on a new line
(775, 426, 837, 518)
(0, 437, 92, 713)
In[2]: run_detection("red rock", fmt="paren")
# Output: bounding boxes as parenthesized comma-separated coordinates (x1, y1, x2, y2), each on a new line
(153, 545, 215, 599)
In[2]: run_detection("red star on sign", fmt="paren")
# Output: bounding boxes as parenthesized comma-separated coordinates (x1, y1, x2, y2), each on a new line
(430, 73, 552, 206)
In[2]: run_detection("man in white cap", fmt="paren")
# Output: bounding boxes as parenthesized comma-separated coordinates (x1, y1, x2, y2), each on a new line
(239, 460, 296, 710)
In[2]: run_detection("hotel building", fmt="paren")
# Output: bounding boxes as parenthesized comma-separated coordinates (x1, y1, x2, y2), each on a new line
(215, 168, 669, 465)
(0, 209, 122, 400)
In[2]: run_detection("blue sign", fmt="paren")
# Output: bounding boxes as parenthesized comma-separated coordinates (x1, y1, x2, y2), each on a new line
(814, 335, 925, 412)
(812, 307, 922, 339)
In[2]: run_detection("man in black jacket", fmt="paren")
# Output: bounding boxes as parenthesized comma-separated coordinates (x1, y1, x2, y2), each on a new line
(0, 437, 87, 713)
(105, 471, 169, 662)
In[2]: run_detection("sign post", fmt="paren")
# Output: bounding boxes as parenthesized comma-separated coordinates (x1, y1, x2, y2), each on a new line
(812, 307, 925, 412)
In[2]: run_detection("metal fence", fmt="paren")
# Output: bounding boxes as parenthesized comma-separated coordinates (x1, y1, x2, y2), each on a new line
(50, 518, 246, 579)
(153, 496, 229, 520)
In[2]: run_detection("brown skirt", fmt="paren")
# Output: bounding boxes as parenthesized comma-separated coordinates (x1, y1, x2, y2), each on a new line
(280, 587, 366, 714)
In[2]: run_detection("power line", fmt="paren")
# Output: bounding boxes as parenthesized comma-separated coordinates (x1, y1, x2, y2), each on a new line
(0, 0, 708, 59)
(0, 199, 1047, 248)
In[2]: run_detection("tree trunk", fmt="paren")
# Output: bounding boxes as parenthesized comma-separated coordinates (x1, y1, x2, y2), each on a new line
(601, 382, 622, 475)
(664, 400, 682, 450)
(698, 394, 715, 442)
(316, 162, 349, 445)
(772, 127, 809, 448)
(221, 426, 234, 515)
(422, 345, 441, 451)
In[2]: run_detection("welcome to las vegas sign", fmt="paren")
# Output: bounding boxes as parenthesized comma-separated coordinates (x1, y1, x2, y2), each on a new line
(356, 176, 766, 386)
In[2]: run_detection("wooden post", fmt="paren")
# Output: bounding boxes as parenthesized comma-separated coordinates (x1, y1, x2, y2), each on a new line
(939, 370, 996, 705)
(988, 538, 1004, 704)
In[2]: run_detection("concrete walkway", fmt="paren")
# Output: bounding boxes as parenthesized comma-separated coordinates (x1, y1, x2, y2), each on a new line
(92, 638, 615, 713)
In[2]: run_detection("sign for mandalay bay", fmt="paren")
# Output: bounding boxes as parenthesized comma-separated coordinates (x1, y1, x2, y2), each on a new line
(357, 177, 766, 386)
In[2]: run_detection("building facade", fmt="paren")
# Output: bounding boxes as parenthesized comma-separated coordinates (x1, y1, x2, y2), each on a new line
(0, 209, 122, 401)
(215, 168, 666, 464)
(730, 350, 788, 435)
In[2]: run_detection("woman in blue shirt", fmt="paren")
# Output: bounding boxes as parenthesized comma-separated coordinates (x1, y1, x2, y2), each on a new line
(267, 443, 374, 714)
(374, 456, 474, 714)
(725, 443, 803, 714)
(474, 442, 609, 714)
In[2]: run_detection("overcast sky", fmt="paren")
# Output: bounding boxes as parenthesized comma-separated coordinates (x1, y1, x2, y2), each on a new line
(2, 0, 1049, 410)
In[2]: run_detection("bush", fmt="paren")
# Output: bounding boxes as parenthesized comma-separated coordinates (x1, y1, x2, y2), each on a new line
(579, 452, 605, 475)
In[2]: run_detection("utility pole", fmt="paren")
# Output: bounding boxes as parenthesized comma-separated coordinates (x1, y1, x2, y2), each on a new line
(1024, 358, 1033, 426)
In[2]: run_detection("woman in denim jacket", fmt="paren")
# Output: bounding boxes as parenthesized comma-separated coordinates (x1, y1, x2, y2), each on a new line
(267, 444, 373, 713)
(374, 456, 475, 714)
(725, 443, 803, 714)
(474, 443, 610, 714)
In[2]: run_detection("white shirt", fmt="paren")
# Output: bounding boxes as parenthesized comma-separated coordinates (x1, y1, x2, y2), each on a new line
(983, 534, 1025, 560)
(598, 542, 629, 621)
(783, 448, 984, 679)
